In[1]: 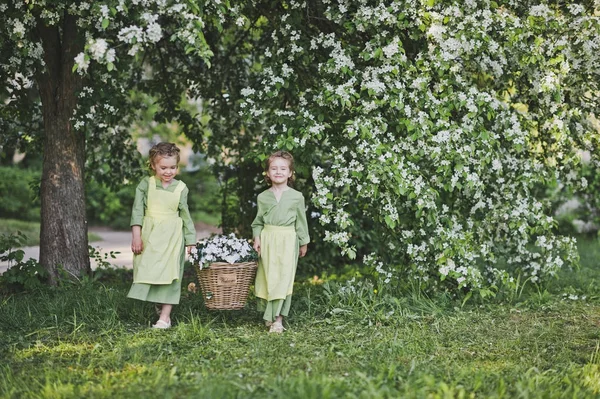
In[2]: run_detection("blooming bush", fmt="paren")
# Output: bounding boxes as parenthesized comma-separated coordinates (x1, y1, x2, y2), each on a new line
(198, 1, 599, 298)
(189, 234, 258, 270)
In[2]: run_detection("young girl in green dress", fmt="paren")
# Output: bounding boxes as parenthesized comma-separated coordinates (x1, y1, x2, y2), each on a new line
(127, 142, 196, 329)
(252, 151, 310, 333)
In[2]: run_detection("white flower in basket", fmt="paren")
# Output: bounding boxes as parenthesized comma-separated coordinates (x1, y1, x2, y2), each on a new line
(189, 233, 258, 270)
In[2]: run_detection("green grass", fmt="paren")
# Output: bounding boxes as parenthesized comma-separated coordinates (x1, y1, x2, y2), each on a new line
(0, 218, 102, 246)
(1, 236, 600, 398)
(0, 219, 41, 246)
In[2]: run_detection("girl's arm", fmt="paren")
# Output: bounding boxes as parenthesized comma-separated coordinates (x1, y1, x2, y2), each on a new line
(251, 195, 265, 256)
(130, 177, 148, 227)
(130, 178, 148, 254)
(295, 194, 310, 249)
(178, 185, 197, 246)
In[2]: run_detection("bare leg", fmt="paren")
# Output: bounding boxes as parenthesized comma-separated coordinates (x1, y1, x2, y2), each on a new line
(159, 304, 173, 323)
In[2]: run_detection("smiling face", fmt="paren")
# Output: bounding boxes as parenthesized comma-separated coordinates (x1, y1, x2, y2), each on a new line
(151, 155, 178, 186)
(266, 156, 293, 187)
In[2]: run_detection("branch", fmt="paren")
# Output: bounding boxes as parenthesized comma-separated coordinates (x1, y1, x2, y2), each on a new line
(156, 42, 179, 113)
(35, 17, 61, 84)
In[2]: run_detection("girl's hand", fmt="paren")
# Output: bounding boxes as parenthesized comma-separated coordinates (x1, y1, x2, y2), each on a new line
(186, 245, 194, 255)
(131, 225, 143, 254)
(131, 236, 144, 255)
(299, 244, 308, 258)
(253, 237, 261, 256)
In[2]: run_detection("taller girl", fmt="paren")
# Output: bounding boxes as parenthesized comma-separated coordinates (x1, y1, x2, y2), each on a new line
(128, 142, 196, 329)
(252, 151, 310, 333)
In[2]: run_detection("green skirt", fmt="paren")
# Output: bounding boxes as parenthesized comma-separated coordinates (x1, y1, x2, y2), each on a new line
(258, 296, 292, 322)
(127, 242, 185, 305)
(255, 225, 298, 322)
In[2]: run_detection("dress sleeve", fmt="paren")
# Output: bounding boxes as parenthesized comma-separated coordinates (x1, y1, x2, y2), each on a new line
(178, 185, 197, 246)
(130, 177, 148, 227)
(295, 193, 310, 246)
(251, 195, 265, 238)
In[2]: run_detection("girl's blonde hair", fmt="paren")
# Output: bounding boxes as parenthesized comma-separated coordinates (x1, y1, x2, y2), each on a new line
(265, 150, 295, 186)
(148, 142, 181, 171)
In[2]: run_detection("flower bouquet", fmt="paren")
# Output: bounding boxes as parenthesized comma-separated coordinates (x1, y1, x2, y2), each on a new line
(189, 234, 258, 310)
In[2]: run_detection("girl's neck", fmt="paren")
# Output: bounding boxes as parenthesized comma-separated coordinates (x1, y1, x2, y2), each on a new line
(155, 176, 174, 189)
(270, 182, 289, 192)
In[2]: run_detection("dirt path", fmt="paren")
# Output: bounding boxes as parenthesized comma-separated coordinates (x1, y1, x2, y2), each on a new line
(0, 223, 220, 274)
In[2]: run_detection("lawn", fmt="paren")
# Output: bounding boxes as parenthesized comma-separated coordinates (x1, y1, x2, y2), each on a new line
(0, 218, 102, 247)
(1, 237, 599, 398)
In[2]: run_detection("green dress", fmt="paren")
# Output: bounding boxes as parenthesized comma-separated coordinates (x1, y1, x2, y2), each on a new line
(127, 176, 196, 305)
(251, 188, 310, 322)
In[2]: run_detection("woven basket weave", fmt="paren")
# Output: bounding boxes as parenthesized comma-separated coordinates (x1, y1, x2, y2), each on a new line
(195, 261, 258, 310)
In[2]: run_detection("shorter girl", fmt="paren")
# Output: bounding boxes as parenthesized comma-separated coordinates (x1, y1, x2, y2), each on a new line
(252, 151, 310, 333)
(127, 142, 196, 329)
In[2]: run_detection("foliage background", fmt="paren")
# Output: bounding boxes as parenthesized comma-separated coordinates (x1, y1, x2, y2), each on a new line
(186, 0, 600, 299)
(1, 1, 600, 298)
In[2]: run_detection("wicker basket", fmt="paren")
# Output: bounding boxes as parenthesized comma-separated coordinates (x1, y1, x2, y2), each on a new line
(195, 261, 258, 310)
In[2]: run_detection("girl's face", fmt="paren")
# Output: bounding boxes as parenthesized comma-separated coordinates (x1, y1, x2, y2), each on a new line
(151, 155, 178, 185)
(267, 157, 292, 186)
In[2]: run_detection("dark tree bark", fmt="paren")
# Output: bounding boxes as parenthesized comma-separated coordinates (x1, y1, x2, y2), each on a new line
(35, 13, 90, 283)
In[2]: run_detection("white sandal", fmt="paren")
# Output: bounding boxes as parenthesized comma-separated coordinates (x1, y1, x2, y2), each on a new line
(269, 321, 285, 333)
(152, 319, 171, 329)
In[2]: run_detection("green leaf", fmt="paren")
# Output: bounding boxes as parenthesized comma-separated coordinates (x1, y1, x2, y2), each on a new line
(384, 216, 396, 229)
(107, 62, 114, 71)
(346, 248, 356, 260)
(461, 291, 472, 308)
(102, 19, 109, 29)
(427, 0, 435, 7)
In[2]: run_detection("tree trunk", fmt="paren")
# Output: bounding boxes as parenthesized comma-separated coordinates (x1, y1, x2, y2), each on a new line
(36, 14, 90, 283)
(0, 141, 17, 165)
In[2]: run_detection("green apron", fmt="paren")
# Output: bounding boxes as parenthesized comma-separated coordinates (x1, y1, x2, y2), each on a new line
(128, 177, 186, 305)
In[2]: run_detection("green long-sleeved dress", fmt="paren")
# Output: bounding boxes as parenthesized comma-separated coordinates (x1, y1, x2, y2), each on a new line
(251, 188, 310, 322)
(127, 176, 196, 305)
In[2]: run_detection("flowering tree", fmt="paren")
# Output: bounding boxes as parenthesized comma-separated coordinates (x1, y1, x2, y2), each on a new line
(202, 0, 600, 297)
(0, 1, 238, 282)
(3, 0, 599, 297)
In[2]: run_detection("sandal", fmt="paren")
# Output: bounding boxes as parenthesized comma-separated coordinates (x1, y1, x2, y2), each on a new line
(152, 319, 171, 329)
(269, 321, 285, 333)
